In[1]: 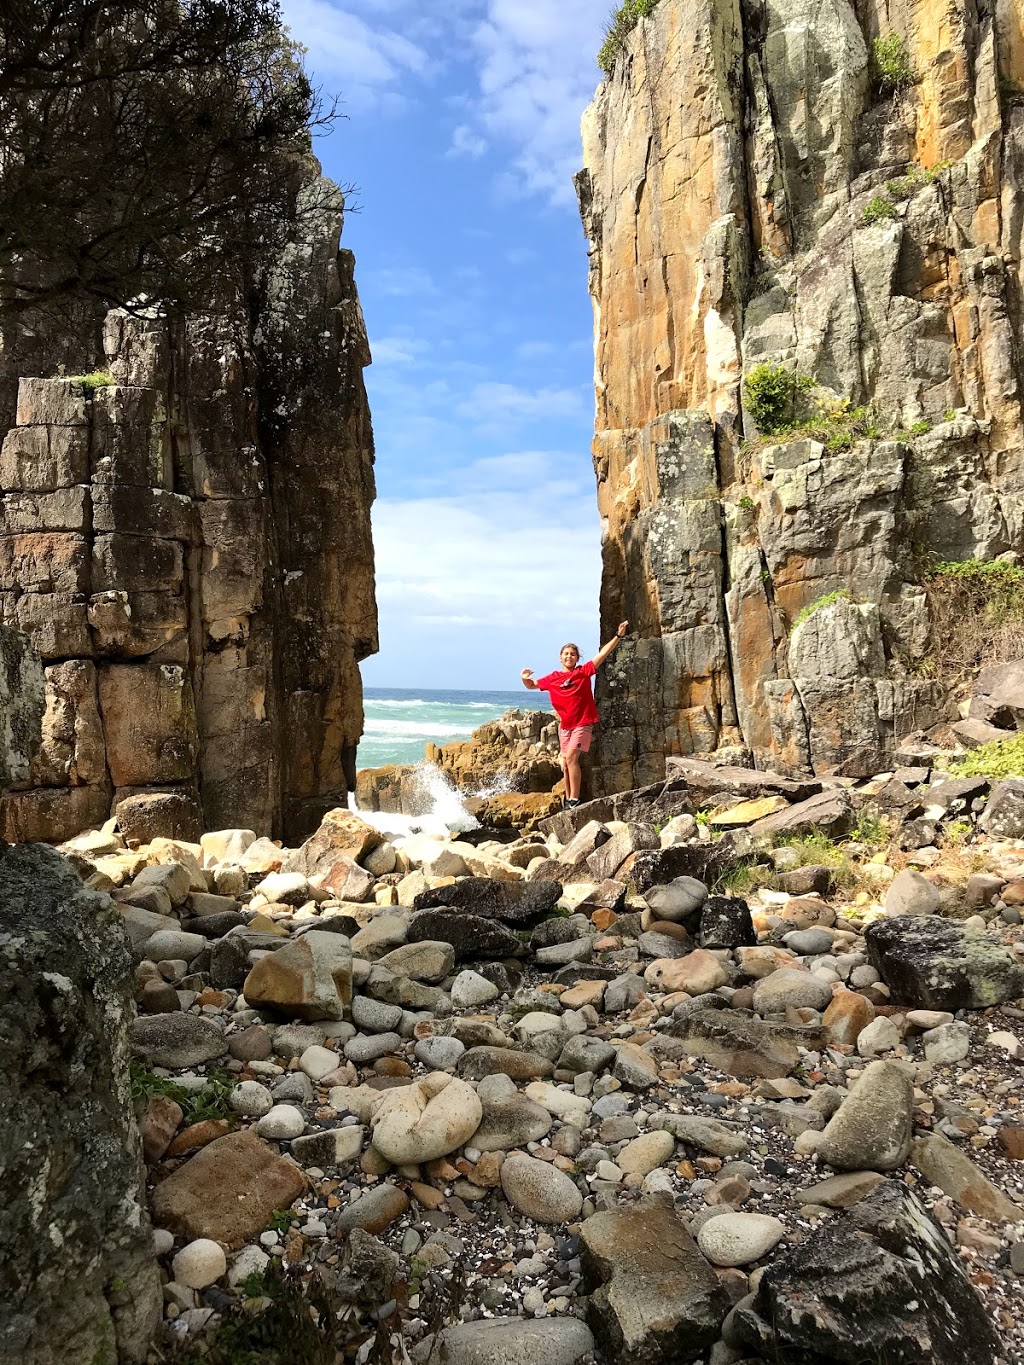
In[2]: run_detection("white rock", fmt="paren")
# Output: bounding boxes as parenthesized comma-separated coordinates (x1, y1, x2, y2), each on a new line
(256, 1104, 306, 1140)
(227, 1245, 270, 1289)
(856, 1016, 900, 1057)
(172, 1239, 227, 1289)
(697, 1213, 784, 1267)
(370, 1072, 482, 1163)
(450, 969, 500, 1008)
(228, 1080, 274, 1117)
(299, 1044, 341, 1080)
(152, 1228, 175, 1257)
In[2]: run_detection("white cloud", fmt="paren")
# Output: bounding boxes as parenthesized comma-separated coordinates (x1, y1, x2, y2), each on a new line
(454, 380, 589, 425)
(367, 265, 440, 297)
(369, 334, 429, 365)
(371, 492, 600, 634)
(280, 0, 430, 110)
(449, 123, 488, 158)
(464, 1, 606, 205)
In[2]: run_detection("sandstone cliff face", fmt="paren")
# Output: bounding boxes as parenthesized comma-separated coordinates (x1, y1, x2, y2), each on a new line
(579, 0, 1024, 789)
(0, 173, 377, 843)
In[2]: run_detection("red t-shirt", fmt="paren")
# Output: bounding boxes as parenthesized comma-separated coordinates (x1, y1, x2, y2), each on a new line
(536, 660, 599, 729)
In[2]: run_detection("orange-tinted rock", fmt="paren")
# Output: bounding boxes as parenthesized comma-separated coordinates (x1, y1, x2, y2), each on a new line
(150, 1129, 306, 1249)
(165, 1118, 232, 1157)
(823, 989, 875, 1046)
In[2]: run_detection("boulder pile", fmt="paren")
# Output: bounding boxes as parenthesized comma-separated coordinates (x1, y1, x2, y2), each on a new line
(57, 768, 1024, 1362)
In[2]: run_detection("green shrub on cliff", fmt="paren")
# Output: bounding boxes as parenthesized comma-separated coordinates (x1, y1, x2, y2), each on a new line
(743, 363, 814, 434)
(863, 195, 900, 225)
(69, 369, 115, 394)
(873, 34, 915, 94)
(598, 0, 660, 74)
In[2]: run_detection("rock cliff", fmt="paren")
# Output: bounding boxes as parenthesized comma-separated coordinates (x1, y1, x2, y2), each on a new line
(0, 169, 377, 844)
(0, 843, 161, 1363)
(579, 0, 1024, 791)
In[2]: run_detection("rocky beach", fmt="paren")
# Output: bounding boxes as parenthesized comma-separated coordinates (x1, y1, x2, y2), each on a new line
(10, 721, 1024, 1364)
(8, 0, 1024, 1361)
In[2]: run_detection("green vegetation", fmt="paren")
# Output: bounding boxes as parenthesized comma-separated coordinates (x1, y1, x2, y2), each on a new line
(907, 419, 932, 436)
(851, 807, 890, 845)
(953, 732, 1024, 777)
(792, 589, 855, 630)
(922, 558, 1024, 683)
(266, 1209, 296, 1234)
(943, 408, 958, 422)
(873, 34, 916, 94)
(177, 1263, 336, 1365)
(738, 495, 756, 511)
(740, 390, 881, 454)
(862, 194, 900, 225)
(129, 1061, 236, 1126)
(70, 369, 115, 393)
(597, 0, 660, 74)
(743, 363, 815, 435)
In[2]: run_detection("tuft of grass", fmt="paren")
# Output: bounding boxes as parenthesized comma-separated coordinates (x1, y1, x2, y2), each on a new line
(69, 368, 115, 393)
(873, 34, 915, 94)
(953, 732, 1024, 778)
(129, 1061, 236, 1126)
(863, 194, 900, 224)
(597, 0, 660, 74)
(771, 830, 866, 892)
(850, 807, 890, 845)
(710, 860, 772, 896)
(792, 589, 855, 630)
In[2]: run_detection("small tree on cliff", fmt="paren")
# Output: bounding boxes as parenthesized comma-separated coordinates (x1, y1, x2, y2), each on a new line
(0, 0, 339, 320)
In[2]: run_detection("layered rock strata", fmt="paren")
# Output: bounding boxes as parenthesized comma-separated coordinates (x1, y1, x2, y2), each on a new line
(0, 843, 161, 1363)
(0, 170, 376, 844)
(579, 0, 1024, 790)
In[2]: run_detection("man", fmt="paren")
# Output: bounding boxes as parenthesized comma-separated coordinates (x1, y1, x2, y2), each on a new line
(521, 621, 629, 809)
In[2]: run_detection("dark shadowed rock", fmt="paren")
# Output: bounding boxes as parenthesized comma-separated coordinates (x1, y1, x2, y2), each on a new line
(580, 1191, 729, 1364)
(866, 916, 1024, 1010)
(0, 844, 160, 1365)
(626, 845, 725, 895)
(979, 778, 1024, 837)
(132, 1012, 228, 1068)
(697, 895, 756, 948)
(408, 909, 524, 959)
(413, 877, 561, 925)
(732, 1181, 1002, 1364)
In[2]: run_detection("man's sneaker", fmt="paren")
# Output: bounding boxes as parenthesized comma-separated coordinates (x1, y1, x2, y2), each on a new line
(564, 797, 581, 810)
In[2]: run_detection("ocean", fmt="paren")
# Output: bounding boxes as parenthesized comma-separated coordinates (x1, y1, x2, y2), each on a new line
(357, 686, 530, 771)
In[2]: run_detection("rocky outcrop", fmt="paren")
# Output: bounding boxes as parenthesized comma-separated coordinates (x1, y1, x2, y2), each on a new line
(0, 624, 44, 796)
(0, 842, 161, 1363)
(356, 710, 562, 820)
(579, 0, 1024, 790)
(0, 167, 376, 844)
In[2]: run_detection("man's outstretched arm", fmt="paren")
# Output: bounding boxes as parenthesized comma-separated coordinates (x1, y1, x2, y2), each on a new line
(592, 620, 630, 669)
(520, 668, 540, 690)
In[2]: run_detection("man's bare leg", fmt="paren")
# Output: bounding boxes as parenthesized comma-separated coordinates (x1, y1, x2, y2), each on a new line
(564, 748, 582, 801)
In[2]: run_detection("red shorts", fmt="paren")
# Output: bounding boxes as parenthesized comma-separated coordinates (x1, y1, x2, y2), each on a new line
(559, 725, 592, 756)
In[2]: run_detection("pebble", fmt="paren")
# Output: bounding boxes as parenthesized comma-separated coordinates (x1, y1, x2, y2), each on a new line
(172, 1239, 227, 1289)
(500, 1152, 584, 1223)
(255, 1104, 306, 1140)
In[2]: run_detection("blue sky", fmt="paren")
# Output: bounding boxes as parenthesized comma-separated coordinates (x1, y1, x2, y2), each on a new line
(279, 0, 607, 690)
